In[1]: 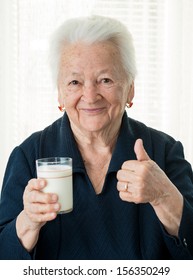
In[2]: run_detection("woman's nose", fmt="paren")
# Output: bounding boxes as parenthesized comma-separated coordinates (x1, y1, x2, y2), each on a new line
(82, 82, 101, 102)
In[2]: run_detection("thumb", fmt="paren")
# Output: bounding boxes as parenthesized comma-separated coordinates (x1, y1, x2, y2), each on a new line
(134, 139, 150, 161)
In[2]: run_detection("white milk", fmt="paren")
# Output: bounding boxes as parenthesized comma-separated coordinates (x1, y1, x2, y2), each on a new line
(37, 165, 73, 213)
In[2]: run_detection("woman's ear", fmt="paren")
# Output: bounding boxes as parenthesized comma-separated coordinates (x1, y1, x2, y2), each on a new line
(127, 81, 134, 103)
(57, 83, 64, 107)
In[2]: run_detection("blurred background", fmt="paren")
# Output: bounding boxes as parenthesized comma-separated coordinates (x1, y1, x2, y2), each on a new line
(0, 0, 193, 190)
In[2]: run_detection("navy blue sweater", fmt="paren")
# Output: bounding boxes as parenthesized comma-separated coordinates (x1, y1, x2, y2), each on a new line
(0, 113, 193, 259)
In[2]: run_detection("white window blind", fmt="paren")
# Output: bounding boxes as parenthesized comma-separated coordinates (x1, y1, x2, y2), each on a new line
(1, 0, 193, 189)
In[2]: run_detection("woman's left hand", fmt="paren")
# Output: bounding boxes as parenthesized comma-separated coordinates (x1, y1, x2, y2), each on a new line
(116, 139, 183, 237)
(117, 139, 173, 205)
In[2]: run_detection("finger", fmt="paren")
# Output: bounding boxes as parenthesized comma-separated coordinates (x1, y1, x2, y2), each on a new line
(117, 181, 132, 192)
(117, 168, 137, 182)
(26, 190, 58, 204)
(24, 197, 61, 222)
(119, 188, 144, 204)
(119, 190, 133, 202)
(27, 178, 47, 192)
(24, 179, 58, 204)
(25, 211, 58, 224)
(121, 159, 143, 173)
(134, 138, 150, 161)
(27, 201, 60, 215)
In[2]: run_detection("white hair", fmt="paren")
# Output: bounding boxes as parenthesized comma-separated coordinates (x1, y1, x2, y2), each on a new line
(49, 15, 137, 85)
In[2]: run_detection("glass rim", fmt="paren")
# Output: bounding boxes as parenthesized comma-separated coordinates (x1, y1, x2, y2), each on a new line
(36, 157, 72, 164)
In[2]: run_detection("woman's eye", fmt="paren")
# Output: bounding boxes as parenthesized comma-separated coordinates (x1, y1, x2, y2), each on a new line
(69, 80, 79, 85)
(102, 78, 111, 84)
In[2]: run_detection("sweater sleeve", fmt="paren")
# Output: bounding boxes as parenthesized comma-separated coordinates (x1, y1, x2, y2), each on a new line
(159, 140, 193, 259)
(0, 218, 32, 260)
(0, 145, 37, 260)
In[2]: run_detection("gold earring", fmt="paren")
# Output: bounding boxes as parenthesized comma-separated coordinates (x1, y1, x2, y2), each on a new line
(126, 102, 133, 108)
(58, 106, 65, 112)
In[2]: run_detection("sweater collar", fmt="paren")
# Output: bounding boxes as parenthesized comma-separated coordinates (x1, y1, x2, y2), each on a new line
(108, 112, 136, 172)
(60, 112, 136, 173)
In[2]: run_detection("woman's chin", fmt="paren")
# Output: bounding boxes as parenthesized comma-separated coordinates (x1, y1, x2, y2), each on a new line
(77, 114, 108, 132)
(81, 124, 106, 133)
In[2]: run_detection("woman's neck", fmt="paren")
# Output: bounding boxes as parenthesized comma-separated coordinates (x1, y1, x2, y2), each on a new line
(70, 120, 121, 152)
(69, 120, 122, 194)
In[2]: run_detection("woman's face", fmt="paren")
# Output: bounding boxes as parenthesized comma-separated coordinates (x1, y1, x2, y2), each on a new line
(58, 41, 134, 134)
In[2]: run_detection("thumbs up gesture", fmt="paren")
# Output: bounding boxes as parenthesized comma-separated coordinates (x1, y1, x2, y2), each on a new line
(117, 138, 183, 237)
(117, 139, 176, 205)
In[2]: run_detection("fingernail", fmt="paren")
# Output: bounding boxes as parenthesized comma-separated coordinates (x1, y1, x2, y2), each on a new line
(54, 203, 60, 210)
(51, 194, 58, 202)
(50, 212, 57, 218)
(39, 180, 45, 187)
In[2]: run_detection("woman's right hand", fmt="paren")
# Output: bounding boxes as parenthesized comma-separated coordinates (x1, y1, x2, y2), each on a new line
(16, 178, 60, 252)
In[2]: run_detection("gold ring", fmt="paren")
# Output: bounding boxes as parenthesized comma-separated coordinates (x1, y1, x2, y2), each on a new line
(124, 183, 128, 191)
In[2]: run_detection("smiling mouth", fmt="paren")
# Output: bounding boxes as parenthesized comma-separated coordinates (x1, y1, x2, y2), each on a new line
(80, 107, 106, 114)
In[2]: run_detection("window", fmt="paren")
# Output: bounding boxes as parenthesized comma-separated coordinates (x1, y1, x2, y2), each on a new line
(1, 0, 193, 189)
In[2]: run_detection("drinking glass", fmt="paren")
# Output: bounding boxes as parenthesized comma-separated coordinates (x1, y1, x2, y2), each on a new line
(36, 157, 73, 214)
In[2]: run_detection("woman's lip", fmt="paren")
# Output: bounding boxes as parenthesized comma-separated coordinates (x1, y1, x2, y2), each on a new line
(80, 107, 106, 113)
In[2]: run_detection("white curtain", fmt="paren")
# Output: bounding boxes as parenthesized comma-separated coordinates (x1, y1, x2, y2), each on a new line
(0, 0, 193, 189)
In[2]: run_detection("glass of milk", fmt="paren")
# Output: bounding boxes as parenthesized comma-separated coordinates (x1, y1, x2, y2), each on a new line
(36, 157, 73, 214)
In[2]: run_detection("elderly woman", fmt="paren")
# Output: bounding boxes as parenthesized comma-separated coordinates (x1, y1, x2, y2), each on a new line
(0, 15, 193, 260)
